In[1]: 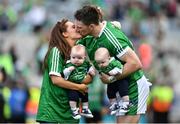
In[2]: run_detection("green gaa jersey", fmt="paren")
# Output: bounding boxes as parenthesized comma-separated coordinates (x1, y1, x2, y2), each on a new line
(36, 47, 79, 123)
(77, 21, 145, 115)
(64, 60, 91, 83)
(77, 21, 143, 82)
(94, 57, 123, 74)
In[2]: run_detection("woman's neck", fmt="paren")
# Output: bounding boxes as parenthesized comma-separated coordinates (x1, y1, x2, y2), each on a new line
(66, 38, 77, 47)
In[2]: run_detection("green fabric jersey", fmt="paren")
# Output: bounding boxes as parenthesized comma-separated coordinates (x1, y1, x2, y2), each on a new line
(94, 57, 123, 74)
(77, 21, 143, 82)
(77, 21, 145, 114)
(36, 47, 79, 123)
(65, 60, 91, 83)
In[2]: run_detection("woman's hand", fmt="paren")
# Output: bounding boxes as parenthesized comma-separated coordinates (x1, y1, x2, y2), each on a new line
(51, 75, 88, 92)
(82, 74, 93, 85)
(78, 83, 88, 95)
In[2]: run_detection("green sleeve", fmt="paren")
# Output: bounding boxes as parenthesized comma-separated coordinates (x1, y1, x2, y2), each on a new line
(111, 59, 123, 69)
(107, 22, 134, 58)
(48, 47, 64, 76)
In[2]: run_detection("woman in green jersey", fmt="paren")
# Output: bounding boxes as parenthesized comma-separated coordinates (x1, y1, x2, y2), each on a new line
(36, 19, 92, 123)
(74, 5, 151, 123)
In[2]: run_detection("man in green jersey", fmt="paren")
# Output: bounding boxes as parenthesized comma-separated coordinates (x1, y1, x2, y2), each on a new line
(36, 19, 91, 123)
(74, 5, 151, 123)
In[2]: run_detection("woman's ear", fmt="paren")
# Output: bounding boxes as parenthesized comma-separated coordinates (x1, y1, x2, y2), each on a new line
(62, 32, 68, 38)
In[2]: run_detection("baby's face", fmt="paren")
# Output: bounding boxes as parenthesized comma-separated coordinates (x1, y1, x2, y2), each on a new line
(70, 51, 85, 66)
(95, 55, 110, 68)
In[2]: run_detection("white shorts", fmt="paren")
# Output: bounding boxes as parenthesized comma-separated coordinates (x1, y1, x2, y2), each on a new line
(116, 75, 151, 116)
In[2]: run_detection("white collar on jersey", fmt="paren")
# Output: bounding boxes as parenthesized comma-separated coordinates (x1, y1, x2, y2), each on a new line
(109, 57, 115, 62)
(98, 21, 107, 37)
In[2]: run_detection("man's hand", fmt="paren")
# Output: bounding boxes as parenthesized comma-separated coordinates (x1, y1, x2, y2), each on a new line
(109, 67, 122, 76)
(100, 73, 116, 84)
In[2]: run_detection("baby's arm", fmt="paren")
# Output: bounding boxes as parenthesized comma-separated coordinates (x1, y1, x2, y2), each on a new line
(108, 67, 123, 76)
(88, 66, 96, 77)
(63, 66, 75, 80)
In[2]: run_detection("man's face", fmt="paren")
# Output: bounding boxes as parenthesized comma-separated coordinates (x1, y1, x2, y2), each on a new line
(75, 20, 92, 38)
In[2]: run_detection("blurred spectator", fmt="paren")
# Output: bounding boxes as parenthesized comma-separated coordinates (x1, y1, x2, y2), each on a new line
(148, 0, 163, 17)
(8, 78, 29, 123)
(24, 1, 47, 33)
(110, 0, 127, 21)
(138, 42, 152, 70)
(156, 12, 169, 34)
(9, 45, 18, 66)
(35, 31, 49, 75)
(129, 23, 141, 47)
(177, 0, 180, 27)
(127, 1, 146, 23)
(149, 66, 174, 123)
(153, 29, 166, 65)
(166, 0, 177, 18)
(25, 86, 40, 123)
(0, 66, 7, 83)
(36, 43, 48, 75)
(0, 0, 18, 31)
(0, 66, 6, 122)
(0, 52, 15, 77)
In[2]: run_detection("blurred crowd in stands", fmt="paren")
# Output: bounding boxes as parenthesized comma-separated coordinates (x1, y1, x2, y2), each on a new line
(0, 0, 180, 123)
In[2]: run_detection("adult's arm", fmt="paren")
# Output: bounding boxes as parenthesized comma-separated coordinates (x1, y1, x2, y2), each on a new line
(51, 75, 88, 93)
(100, 47, 142, 83)
(81, 74, 93, 85)
(82, 65, 96, 85)
(115, 47, 142, 80)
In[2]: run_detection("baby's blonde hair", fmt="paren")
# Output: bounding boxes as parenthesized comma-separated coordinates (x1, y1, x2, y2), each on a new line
(71, 44, 86, 56)
(95, 47, 110, 60)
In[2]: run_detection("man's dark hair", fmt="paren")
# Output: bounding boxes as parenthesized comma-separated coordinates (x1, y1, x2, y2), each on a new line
(74, 5, 100, 25)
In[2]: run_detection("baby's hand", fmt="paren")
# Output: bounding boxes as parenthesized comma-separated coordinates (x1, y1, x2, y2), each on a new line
(88, 66, 96, 76)
(108, 67, 122, 76)
(63, 66, 75, 79)
(68, 66, 75, 72)
(111, 21, 121, 29)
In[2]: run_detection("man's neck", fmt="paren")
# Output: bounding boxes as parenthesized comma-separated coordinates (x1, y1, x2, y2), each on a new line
(91, 22, 104, 38)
